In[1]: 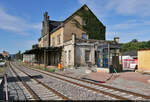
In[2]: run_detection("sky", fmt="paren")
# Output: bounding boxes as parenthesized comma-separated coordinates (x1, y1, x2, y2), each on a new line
(0, 0, 150, 54)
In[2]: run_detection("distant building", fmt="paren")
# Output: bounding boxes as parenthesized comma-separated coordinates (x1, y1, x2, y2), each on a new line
(23, 54, 35, 63)
(122, 50, 137, 68)
(1, 51, 9, 60)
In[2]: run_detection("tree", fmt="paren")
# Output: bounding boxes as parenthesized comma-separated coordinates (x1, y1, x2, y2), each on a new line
(122, 39, 150, 52)
(131, 39, 138, 43)
(15, 50, 23, 60)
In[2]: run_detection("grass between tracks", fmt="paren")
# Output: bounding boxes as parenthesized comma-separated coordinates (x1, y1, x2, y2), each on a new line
(0, 67, 4, 73)
(17, 61, 55, 73)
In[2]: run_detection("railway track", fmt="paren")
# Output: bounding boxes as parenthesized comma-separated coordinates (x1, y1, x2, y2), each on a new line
(6, 64, 34, 100)
(14, 62, 150, 100)
(8, 62, 69, 100)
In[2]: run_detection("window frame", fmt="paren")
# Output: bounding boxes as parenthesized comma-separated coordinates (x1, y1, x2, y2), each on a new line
(52, 37, 55, 46)
(68, 50, 71, 64)
(82, 33, 88, 39)
(82, 18, 86, 26)
(85, 50, 91, 62)
(57, 34, 61, 45)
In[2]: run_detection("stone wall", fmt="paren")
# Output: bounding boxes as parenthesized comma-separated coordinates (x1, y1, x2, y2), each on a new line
(50, 27, 64, 47)
(63, 15, 86, 42)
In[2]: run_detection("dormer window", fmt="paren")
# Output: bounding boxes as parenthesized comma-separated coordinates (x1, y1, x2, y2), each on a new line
(82, 33, 88, 39)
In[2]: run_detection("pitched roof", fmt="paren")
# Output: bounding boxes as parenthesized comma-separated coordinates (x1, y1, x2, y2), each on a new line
(49, 20, 63, 32)
(40, 4, 105, 38)
(122, 50, 137, 56)
(63, 4, 105, 27)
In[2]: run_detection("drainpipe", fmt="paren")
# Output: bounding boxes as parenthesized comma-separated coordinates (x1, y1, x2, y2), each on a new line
(108, 43, 110, 70)
(72, 33, 76, 68)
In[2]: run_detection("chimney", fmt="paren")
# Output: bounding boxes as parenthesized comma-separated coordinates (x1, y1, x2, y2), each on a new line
(114, 37, 119, 43)
(44, 11, 49, 20)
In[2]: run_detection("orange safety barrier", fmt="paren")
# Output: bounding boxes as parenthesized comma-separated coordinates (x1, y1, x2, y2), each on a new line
(58, 64, 62, 70)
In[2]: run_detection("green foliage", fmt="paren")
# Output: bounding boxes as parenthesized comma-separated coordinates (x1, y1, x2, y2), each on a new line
(72, 8, 105, 40)
(45, 68, 55, 72)
(15, 50, 23, 60)
(72, 19, 82, 30)
(35, 66, 45, 70)
(122, 39, 150, 52)
(0, 67, 4, 73)
(131, 39, 138, 43)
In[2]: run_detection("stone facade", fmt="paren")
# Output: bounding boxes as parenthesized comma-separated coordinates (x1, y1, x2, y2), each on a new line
(63, 15, 86, 42)
(50, 27, 64, 47)
(38, 5, 105, 48)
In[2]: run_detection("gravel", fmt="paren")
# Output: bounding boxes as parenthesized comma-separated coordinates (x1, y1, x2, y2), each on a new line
(15, 62, 150, 100)
(5, 65, 33, 100)
(10, 64, 62, 100)
(14, 62, 113, 100)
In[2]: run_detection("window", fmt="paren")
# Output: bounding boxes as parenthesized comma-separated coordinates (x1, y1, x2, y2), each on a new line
(82, 18, 86, 26)
(82, 33, 88, 39)
(65, 51, 67, 64)
(44, 35, 47, 41)
(52, 37, 55, 46)
(57, 34, 61, 45)
(85, 50, 90, 62)
(68, 50, 71, 63)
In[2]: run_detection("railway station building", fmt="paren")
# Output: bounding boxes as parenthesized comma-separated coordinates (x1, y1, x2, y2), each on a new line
(24, 5, 122, 72)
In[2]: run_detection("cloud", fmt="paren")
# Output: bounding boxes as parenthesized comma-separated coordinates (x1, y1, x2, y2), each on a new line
(110, 19, 150, 30)
(105, 18, 150, 42)
(78, 0, 150, 42)
(105, 0, 150, 17)
(78, 0, 150, 17)
(14, 40, 37, 52)
(0, 7, 41, 35)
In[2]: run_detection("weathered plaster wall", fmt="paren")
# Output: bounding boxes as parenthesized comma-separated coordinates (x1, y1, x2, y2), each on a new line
(75, 44, 95, 66)
(138, 50, 150, 71)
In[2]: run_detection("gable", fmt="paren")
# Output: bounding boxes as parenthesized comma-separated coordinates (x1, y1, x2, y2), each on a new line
(64, 5, 106, 40)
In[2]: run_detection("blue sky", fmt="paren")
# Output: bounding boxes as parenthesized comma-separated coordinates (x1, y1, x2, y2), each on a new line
(0, 0, 150, 54)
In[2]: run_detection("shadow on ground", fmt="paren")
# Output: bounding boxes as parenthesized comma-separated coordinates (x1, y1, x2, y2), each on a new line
(7, 74, 43, 83)
(122, 69, 134, 72)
